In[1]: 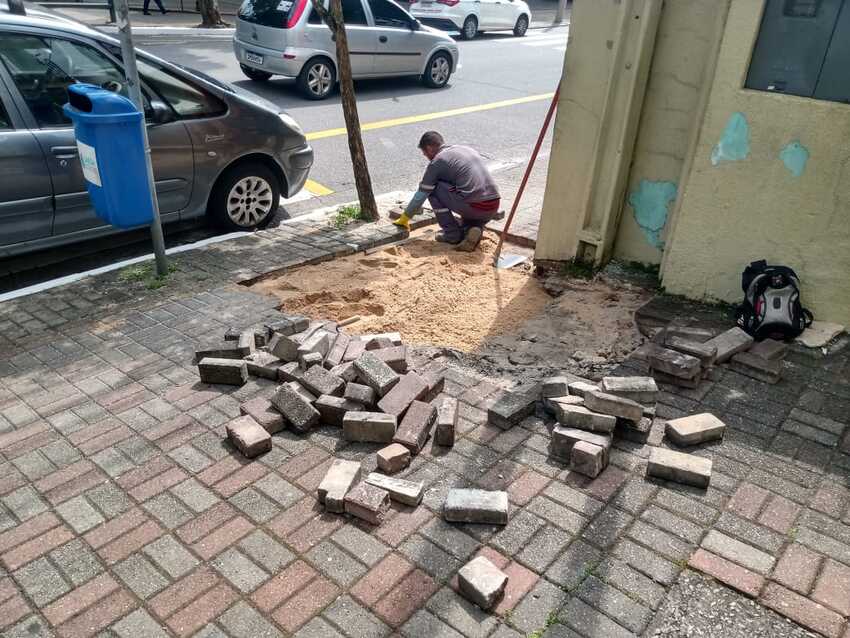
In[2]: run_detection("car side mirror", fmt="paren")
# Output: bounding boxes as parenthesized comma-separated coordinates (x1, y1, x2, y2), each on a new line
(146, 99, 175, 125)
(409, 18, 420, 30)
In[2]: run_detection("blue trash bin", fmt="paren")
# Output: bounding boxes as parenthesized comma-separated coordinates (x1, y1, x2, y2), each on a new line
(63, 84, 155, 229)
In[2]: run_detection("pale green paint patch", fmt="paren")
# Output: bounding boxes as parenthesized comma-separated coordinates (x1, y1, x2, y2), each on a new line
(628, 179, 677, 249)
(711, 112, 750, 165)
(780, 141, 809, 177)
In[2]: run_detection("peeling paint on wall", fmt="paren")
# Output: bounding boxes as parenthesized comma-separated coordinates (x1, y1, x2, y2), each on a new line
(628, 179, 678, 248)
(780, 141, 809, 177)
(711, 112, 751, 165)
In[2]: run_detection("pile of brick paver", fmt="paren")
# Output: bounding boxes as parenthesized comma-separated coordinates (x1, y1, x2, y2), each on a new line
(634, 323, 789, 389)
(198, 315, 521, 610)
(194, 312, 751, 613)
(543, 374, 724, 490)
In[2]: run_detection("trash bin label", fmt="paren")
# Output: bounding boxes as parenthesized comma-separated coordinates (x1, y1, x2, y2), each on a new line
(76, 141, 102, 187)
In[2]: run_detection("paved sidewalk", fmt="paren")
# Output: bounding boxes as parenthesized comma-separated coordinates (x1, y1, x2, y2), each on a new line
(1, 209, 849, 638)
(52, 1, 568, 31)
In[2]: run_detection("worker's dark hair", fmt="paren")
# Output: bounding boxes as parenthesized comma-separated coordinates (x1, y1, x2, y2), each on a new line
(418, 131, 444, 150)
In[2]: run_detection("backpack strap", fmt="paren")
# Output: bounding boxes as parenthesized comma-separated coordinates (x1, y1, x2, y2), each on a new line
(742, 260, 768, 293)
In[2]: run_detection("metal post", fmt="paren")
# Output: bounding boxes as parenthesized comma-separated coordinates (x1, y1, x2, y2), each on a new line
(113, 0, 169, 277)
(107, 0, 116, 23)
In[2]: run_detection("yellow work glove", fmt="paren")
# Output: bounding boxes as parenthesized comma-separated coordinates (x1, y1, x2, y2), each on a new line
(393, 212, 411, 231)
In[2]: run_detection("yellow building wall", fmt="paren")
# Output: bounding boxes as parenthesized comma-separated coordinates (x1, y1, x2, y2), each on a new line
(534, 0, 619, 262)
(613, 0, 723, 264)
(661, 0, 850, 325)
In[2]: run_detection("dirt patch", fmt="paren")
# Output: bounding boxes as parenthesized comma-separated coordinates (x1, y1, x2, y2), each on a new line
(251, 229, 550, 352)
(474, 273, 653, 381)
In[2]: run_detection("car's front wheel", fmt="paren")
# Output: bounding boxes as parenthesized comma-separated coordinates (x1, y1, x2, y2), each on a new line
(297, 58, 336, 100)
(461, 15, 478, 39)
(209, 162, 281, 231)
(422, 51, 453, 89)
(240, 64, 272, 81)
(513, 14, 528, 36)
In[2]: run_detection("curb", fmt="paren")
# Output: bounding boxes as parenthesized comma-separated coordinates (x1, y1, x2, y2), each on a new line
(93, 20, 565, 36)
(96, 25, 235, 35)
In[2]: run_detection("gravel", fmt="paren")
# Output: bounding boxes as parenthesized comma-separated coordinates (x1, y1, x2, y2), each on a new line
(646, 571, 819, 638)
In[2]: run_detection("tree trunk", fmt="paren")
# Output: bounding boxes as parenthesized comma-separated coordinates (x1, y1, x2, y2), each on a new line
(312, 0, 379, 222)
(554, 0, 565, 24)
(198, 0, 227, 27)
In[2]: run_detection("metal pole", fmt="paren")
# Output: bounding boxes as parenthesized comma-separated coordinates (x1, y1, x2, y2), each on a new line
(113, 0, 169, 277)
(107, 0, 116, 23)
(493, 86, 560, 267)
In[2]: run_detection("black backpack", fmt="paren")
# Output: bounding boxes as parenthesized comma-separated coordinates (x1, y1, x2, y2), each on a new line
(736, 260, 813, 341)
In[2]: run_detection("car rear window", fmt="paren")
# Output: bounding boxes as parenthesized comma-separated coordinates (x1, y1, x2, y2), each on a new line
(238, 0, 301, 27)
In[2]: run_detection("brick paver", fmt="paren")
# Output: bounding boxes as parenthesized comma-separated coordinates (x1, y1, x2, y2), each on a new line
(0, 217, 848, 637)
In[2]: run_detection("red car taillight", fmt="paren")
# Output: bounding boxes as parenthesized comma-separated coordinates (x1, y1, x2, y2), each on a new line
(436, 0, 460, 6)
(285, 0, 308, 27)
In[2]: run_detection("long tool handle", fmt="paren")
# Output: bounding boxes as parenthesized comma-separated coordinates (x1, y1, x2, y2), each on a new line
(493, 85, 561, 266)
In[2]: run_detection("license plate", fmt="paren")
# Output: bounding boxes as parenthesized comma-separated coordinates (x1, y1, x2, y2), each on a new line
(245, 52, 264, 65)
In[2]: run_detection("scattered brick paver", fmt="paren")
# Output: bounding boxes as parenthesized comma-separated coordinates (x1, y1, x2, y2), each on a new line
(1, 236, 850, 638)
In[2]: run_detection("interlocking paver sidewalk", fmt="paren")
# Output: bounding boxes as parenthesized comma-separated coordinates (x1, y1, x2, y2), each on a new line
(1, 213, 849, 637)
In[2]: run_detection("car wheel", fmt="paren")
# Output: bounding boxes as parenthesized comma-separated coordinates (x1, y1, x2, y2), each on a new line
(240, 64, 272, 81)
(461, 15, 477, 39)
(422, 51, 452, 89)
(513, 14, 528, 36)
(209, 162, 280, 231)
(297, 58, 336, 100)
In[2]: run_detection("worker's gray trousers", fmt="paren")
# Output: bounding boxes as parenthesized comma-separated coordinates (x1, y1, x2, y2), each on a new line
(428, 182, 497, 243)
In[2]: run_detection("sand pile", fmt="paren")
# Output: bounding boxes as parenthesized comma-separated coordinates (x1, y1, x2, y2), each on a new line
(251, 231, 550, 352)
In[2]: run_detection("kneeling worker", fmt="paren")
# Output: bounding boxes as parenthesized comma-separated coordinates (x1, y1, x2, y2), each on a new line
(394, 131, 500, 252)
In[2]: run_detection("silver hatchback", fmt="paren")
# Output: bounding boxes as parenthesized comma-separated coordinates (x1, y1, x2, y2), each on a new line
(0, 2, 313, 257)
(234, 0, 460, 99)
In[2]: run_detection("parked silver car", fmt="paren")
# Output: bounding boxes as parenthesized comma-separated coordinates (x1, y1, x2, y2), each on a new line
(0, 2, 313, 257)
(234, 0, 460, 99)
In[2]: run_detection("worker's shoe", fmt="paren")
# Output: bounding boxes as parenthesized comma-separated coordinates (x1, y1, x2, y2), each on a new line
(436, 231, 461, 245)
(455, 227, 483, 252)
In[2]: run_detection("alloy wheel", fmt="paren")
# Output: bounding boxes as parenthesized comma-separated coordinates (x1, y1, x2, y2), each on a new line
(430, 56, 451, 86)
(307, 63, 333, 97)
(226, 176, 273, 227)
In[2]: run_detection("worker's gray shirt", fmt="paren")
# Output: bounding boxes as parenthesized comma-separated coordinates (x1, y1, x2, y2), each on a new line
(419, 145, 500, 202)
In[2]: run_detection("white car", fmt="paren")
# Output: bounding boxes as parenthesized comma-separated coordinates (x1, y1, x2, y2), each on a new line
(409, 0, 530, 39)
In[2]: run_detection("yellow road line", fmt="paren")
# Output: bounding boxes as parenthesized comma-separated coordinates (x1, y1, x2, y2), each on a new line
(305, 92, 555, 141)
(304, 179, 334, 196)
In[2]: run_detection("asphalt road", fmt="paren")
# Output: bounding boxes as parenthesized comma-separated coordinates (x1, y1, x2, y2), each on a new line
(140, 25, 566, 202)
(0, 25, 567, 292)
